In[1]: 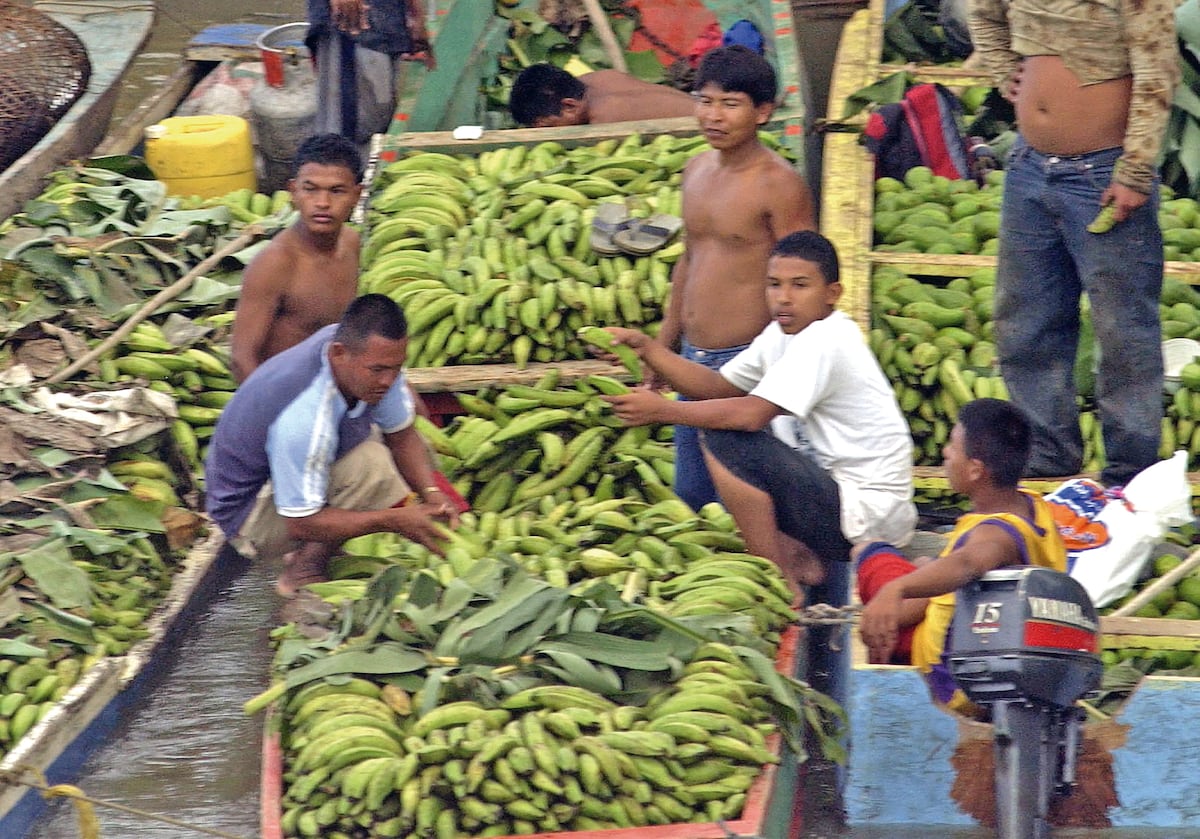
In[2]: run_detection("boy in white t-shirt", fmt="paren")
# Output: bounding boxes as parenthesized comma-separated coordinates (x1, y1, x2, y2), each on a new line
(602, 230, 917, 594)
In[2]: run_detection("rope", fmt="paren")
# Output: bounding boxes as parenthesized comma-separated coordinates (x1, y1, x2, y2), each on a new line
(2, 768, 254, 839)
(795, 602, 861, 625)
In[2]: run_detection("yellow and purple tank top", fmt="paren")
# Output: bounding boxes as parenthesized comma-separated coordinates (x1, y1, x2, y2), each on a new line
(911, 490, 1067, 713)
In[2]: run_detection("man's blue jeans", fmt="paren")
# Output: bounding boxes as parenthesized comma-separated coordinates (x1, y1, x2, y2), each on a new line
(995, 136, 1163, 486)
(675, 340, 748, 510)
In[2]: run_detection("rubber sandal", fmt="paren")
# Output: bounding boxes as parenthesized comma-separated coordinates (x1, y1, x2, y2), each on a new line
(612, 213, 683, 256)
(590, 201, 633, 256)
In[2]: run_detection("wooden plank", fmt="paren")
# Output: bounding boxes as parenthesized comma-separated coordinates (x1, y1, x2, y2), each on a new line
(820, 6, 877, 330)
(406, 360, 629, 394)
(380, 117, 702, 158)
(183, 22, 274, 62)
(1101, 620, 1200, 643)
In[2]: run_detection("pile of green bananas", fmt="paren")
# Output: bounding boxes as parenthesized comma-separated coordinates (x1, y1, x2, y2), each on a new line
(870, 264, 1006, 465)
(873, 166, 1004, 255)
(0, 520, 182, 760)
(0, 656, 81, 748)
(360, 133, 714, 368)
(331, 494, 794, 639)
(278, 669, 775, 837)
(173, 186, 293, 224)
(275, 632, 788, 838)
(419, 371, 675, 508)
(872, 263, 1200, 477)
(94, 315, 238, 477)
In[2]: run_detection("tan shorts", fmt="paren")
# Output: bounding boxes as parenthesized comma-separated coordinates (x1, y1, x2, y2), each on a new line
(231, 438, 410, 562)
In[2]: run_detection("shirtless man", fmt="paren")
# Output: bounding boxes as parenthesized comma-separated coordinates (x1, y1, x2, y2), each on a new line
(655, 44, 815, 511)
(969, 0, 1179, 487)
(508, 63, 696, 127)
(231, 133, 363, 383)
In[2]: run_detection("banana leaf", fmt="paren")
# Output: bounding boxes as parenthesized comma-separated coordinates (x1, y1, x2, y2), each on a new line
(17, 537, 91, 608)
(0, 637, 47, 658)
(534, 631, 676, 670)
(25, 599, 97, 646)
(282, 642, 429, 689)
(536, 649, 624, 694)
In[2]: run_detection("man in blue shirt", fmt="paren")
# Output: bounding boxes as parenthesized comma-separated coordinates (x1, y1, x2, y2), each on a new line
(206, 294, 457, 595)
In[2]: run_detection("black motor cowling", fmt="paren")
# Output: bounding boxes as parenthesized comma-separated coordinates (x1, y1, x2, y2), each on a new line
(946, 567, 1103, 708)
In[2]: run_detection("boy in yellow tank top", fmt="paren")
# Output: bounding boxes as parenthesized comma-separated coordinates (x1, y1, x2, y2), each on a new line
(856, 398, 1067, 714)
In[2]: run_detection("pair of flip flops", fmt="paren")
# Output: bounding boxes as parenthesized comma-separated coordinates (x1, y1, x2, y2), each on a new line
(590, 202, 682, 256)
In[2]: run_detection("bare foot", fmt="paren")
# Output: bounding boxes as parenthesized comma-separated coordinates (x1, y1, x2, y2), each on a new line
(276, 550, 330, 598)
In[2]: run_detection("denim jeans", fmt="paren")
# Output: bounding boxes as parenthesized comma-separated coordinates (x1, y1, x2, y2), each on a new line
(675, 340, 749, 510)
(995, 136, 1163, 486)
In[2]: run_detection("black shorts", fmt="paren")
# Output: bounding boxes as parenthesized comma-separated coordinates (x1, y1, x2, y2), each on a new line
(702, 428, 851, 563)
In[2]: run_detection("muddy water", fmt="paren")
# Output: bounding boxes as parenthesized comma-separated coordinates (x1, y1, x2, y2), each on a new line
(26, 549, 276, 839)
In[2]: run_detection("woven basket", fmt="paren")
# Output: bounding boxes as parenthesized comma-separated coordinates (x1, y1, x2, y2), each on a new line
(0, 0, 92, 171)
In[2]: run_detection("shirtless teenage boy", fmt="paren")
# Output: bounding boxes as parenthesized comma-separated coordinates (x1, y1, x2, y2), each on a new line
(509, 64, 696, 127)
(656, 44, 815, 511)
(968, 0, 1179, 487)
(231, 133, 364, 383)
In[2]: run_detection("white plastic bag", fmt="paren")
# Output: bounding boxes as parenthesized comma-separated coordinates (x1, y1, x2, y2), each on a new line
(1044, 451, 1193, 608)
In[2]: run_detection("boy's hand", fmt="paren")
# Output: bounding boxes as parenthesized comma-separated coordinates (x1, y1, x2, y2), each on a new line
(601, 390, 670, 426)
(859, 584, 904, 664)
(605, 327, 652, 351)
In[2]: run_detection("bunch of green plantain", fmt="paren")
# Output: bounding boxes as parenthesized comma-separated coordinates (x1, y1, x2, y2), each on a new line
(95, 316, 237, 476)
(870, 265, 1008, 468)
(272, 602, 788, 839)
(174, 186, 293, 224)
(0, 656, 82, 751)
(416, 369, 675, 509)
(360, 132, 709, 369)
(333, 494, 794, 639)
(278, 676, 775, 838)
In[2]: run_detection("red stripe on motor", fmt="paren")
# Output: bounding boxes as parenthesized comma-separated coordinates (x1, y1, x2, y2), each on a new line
(1023, 621, 1098, 652)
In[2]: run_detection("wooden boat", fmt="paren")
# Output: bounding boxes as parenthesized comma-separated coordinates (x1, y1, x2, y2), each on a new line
(0, 0, 155, 222)
(0, 533, 231, 837)
(260, 626, 810, 839)
(822, 1, 1200, 829)
(378, 0, 812, 185)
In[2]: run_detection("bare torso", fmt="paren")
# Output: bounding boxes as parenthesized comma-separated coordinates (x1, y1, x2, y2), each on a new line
(1015, 56, 1130, 155)
(231, 223, 360, 380)
(584, 70, 697, 123)
(677, 148, 812, 348)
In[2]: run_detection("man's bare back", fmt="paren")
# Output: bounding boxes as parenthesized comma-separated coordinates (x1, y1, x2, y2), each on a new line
(674, 146, 814, 349)
(583, 70, 696, 124)
(1012, 57, 1130, 155)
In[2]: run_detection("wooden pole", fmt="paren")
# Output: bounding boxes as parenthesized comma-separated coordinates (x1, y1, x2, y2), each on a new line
(1106, 545, 1200, 618)
(46, 225, 265, 385)
(579, 0, 627, 72)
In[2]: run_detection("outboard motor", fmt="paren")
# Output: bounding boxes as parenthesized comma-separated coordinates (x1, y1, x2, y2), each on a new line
(946, 567, 1103, 839)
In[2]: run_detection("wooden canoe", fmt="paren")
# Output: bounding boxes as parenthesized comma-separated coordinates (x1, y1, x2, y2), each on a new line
(0, 0, 155, 222)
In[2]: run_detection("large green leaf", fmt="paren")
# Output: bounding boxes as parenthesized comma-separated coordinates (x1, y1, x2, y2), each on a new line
(18, 538, 91, 608)
(282, 641, 427, 688)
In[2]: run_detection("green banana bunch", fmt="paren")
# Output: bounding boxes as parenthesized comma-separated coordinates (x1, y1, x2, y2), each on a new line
(361, 135, 711, 369)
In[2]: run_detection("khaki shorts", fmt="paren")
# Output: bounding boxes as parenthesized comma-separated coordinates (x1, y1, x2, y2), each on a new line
(231, 438, 409, 562)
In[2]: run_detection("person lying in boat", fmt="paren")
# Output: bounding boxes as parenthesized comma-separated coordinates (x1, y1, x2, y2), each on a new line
(856, 398, 1068, 714)
(599, 230, 917, 597)
(206, 294, 459, 597)
(508, 63, 696, 127)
